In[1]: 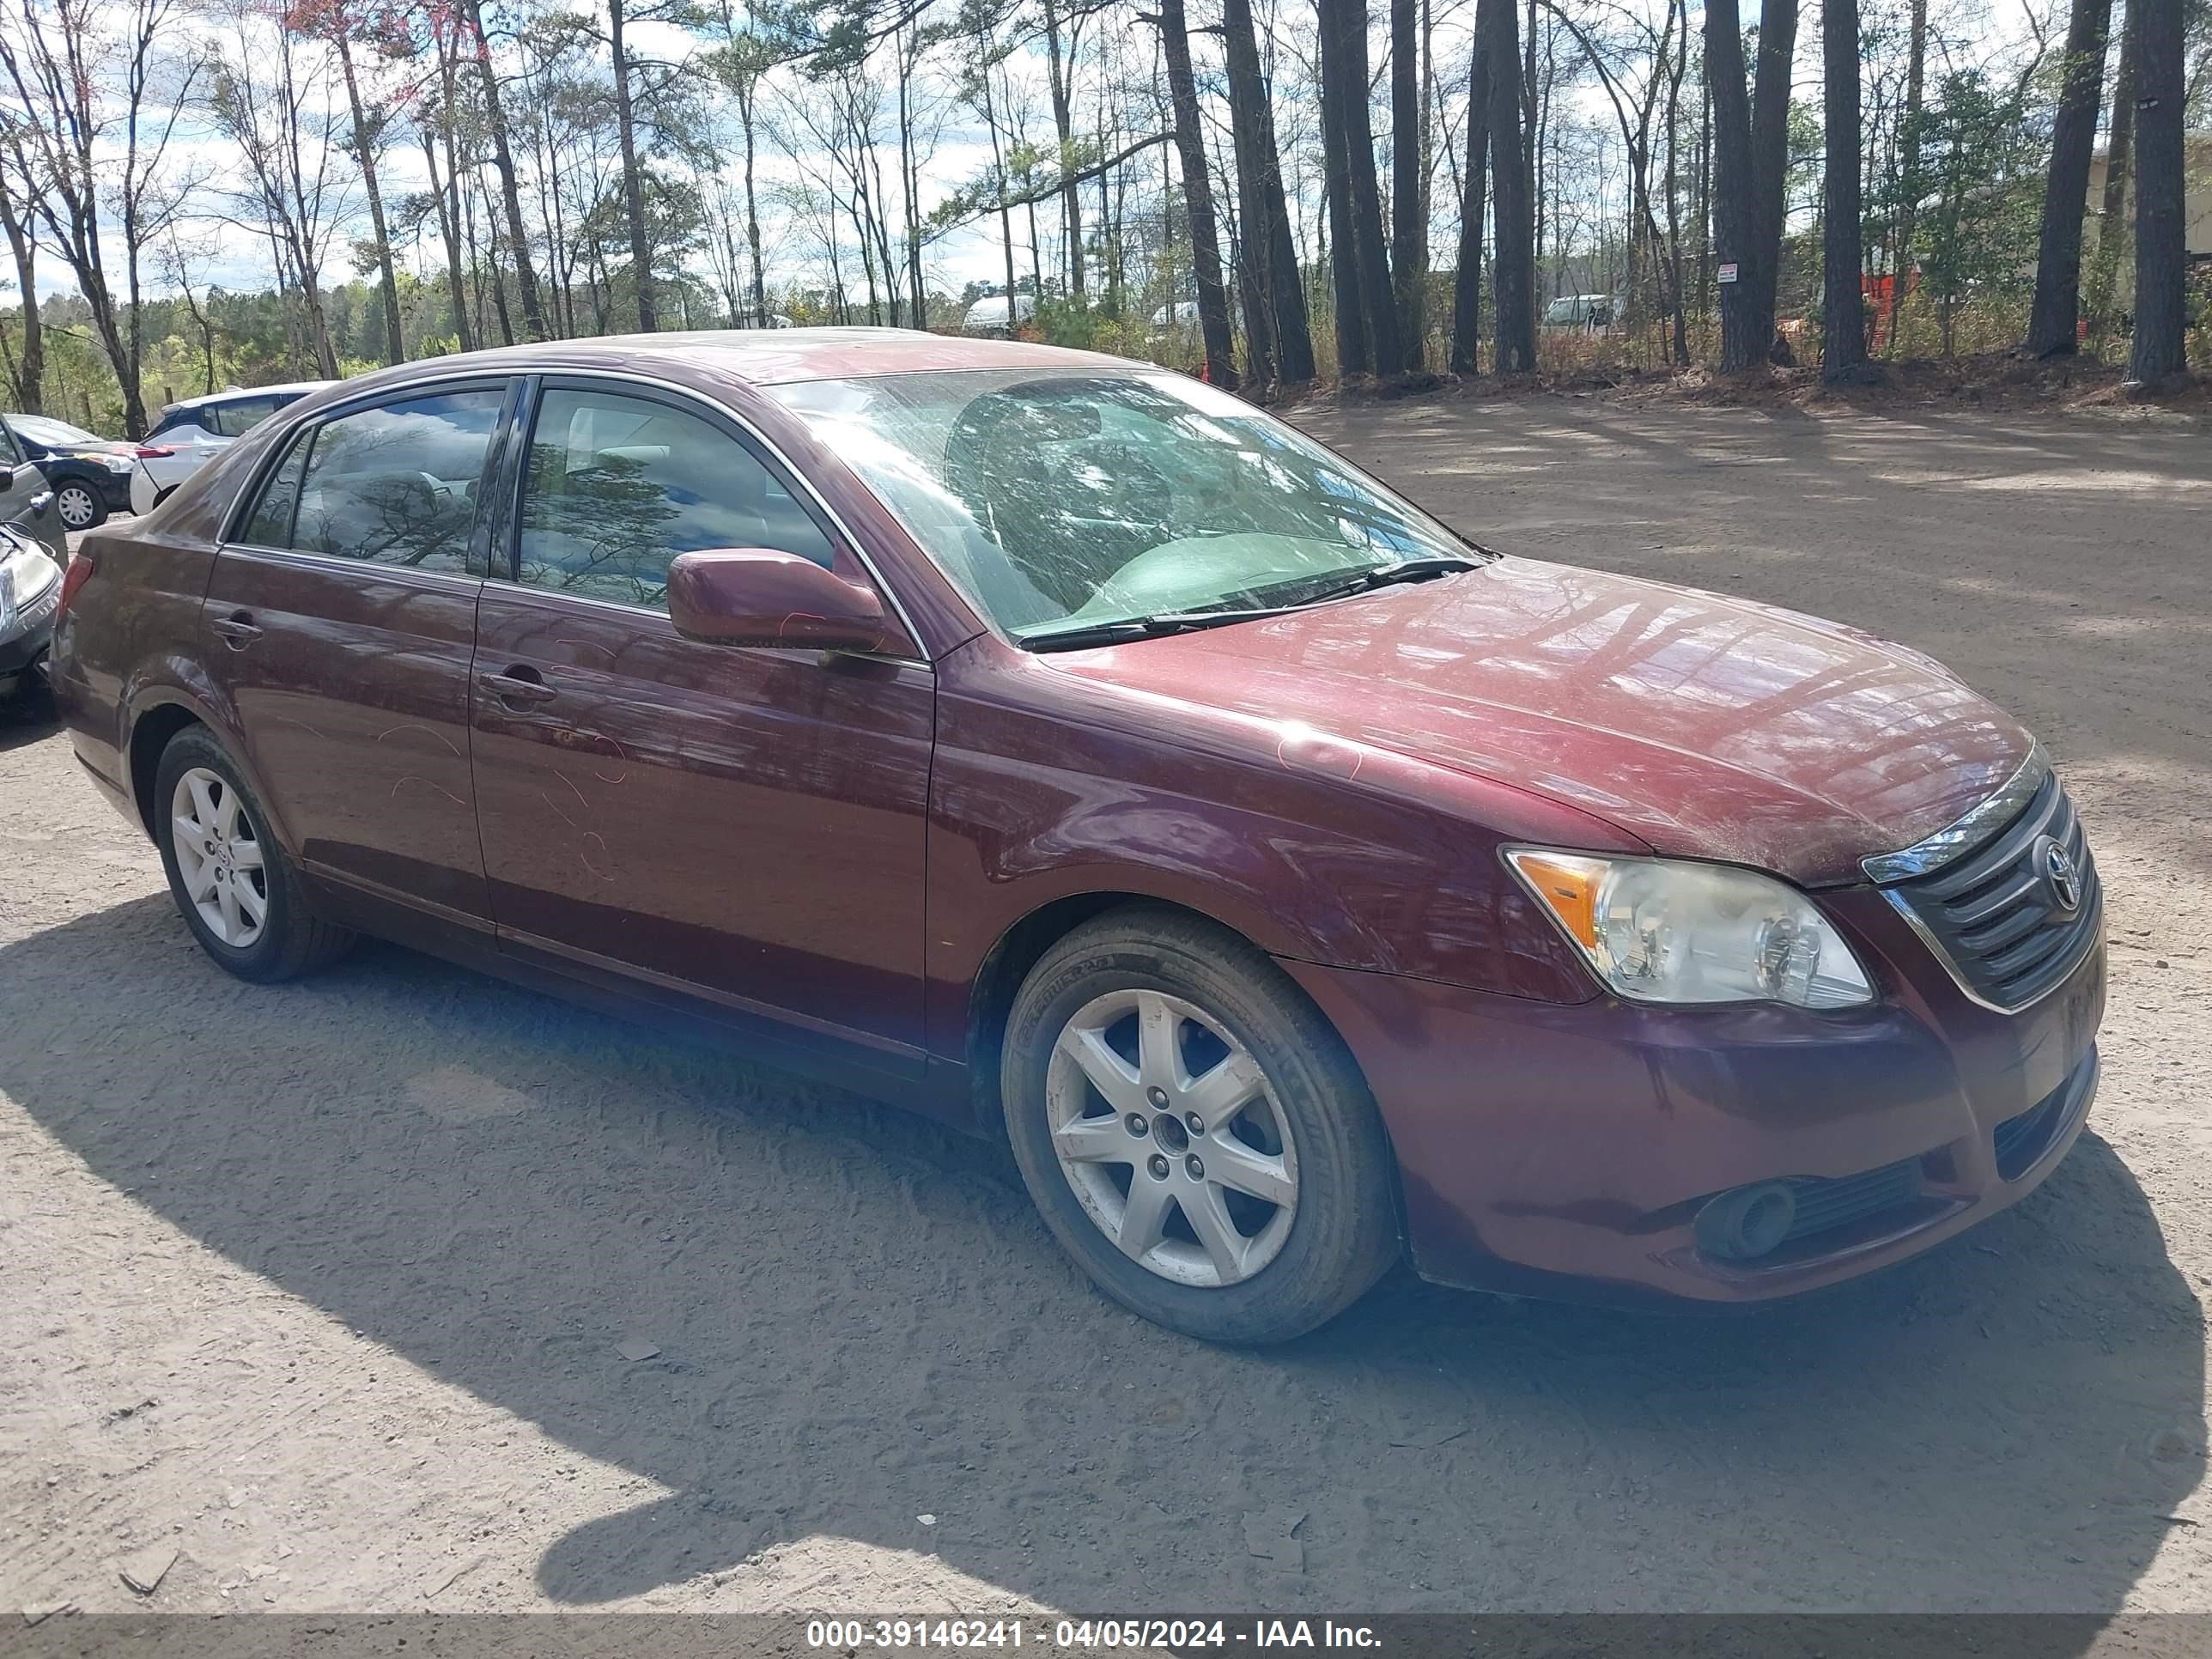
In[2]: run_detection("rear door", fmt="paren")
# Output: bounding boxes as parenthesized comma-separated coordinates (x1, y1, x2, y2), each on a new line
(466, 375, 936, 1065)
(204, 378, 517, 921)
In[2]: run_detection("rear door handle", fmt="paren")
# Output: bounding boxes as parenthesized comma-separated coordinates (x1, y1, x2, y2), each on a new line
(479, 667, 557, 706)
(210, 611, 262, 647)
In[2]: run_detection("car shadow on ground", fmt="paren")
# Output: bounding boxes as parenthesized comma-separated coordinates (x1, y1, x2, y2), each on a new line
(3, 895, 2201, 1613)
(0, 687, 58, 752)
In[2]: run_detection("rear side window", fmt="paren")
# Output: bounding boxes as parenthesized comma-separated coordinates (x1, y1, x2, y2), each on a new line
(236, 430, 312, 547)
(149, 408, 206, 440)
(274, 387, 503, 573)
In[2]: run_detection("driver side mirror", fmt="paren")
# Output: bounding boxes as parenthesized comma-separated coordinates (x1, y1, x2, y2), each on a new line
(666, 548, 893, 653)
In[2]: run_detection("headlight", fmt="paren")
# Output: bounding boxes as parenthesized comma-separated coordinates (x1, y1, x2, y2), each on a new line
(0, 541, 60, 627)
(100, 453, 135, 473)
(1504, 848, 1875, 1009)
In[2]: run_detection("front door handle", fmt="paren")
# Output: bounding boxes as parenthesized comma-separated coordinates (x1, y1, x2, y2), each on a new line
(479, 666, 557, 706)
(210, 611, 262, 647)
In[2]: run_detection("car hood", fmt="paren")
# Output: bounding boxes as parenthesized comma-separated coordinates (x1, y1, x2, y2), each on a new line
(1042, 556, 2033, 887)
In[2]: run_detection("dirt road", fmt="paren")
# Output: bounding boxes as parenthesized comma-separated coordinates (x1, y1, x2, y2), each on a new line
(3, 399, 2208, 1618)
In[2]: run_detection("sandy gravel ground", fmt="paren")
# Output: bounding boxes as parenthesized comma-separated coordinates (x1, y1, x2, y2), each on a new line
(2, 400, 2209, 1620)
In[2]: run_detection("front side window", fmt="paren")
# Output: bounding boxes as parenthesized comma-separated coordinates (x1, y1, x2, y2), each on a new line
(0, 420, 21, 465)
(286, 387, 504, 572)
(513, 386, 836, 611)
(768, 369, 1471, 640)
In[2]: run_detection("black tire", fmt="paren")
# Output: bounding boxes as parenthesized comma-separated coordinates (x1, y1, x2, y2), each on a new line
(1001, 904, 1400, 1344)
(55, 480, 106, 531)
(154, 725, 356, 982)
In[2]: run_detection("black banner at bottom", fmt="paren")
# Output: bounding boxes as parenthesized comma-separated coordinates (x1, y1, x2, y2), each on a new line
(8, 1616, 2212, 1659)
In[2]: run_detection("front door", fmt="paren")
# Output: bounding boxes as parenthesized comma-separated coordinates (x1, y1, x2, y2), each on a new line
(0, 416, 64, 558)
(466, 377, 935, 1066)
(204, 379, 514, 920)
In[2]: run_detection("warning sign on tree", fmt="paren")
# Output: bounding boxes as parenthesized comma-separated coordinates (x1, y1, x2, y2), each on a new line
(1717, 262, 1740, 284)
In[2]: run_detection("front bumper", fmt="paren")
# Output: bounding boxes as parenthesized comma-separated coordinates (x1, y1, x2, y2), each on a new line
(94, 468, 136, 510)
(1282, 884, 2106, 1308)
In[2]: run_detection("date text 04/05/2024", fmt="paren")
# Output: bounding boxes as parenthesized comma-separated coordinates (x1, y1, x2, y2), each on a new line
(804, 1620, 1382, 1649)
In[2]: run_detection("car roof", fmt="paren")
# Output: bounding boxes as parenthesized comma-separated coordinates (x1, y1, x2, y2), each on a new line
(363, 328, 1140, 389)
(165, 380, 337, 412)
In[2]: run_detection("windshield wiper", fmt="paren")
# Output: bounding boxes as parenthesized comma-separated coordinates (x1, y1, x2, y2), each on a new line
(1020, 605, 1302, 653)
(1253, 554, 1481, 611)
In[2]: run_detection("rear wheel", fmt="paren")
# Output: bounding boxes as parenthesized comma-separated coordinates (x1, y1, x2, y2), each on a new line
(154, 726, 355, 982)
(55, 480, 105, 531)
(1001, 906, 1399, 1344)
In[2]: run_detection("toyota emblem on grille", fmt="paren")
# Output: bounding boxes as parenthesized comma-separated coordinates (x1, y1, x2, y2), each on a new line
(2033, 836, 2082, 915)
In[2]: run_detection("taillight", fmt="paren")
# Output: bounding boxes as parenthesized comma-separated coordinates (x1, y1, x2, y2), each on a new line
(133, 445, 173, 459)
(55, 550, 94, 621)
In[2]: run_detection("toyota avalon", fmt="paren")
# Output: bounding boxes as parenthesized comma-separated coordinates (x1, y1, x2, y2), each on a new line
(48, 331, 2103, 1342)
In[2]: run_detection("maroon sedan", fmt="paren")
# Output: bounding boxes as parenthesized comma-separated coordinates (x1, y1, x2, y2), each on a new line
(49, 332, 2103, 1343)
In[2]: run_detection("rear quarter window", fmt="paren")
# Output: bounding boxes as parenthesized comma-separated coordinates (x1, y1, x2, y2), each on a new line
(149, 409, 207, 440)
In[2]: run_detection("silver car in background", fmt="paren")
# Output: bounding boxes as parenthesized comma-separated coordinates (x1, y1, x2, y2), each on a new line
(128, 381, 334, 515)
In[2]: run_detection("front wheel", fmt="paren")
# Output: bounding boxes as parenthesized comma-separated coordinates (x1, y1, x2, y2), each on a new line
(1001, 906, 1400, 1344)
(55, 480, 105, 531)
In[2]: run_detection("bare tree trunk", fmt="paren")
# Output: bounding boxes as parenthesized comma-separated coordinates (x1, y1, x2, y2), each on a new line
(980, 61, 1021, 330)
(2024, 0, 2112, 355)
(1153, 0, 1237, 385)
(1704, 0, 1762, 368)
(896, 31, 925, 325)
(738, 78, 768, 325)
(1042, 0, 1085, 299)
(1317, 0, 1370, 374)
(462, 0, 546, 340)
(1346, 2, 1404, 374)
(1448, 21, 1492, 374)
(1221, 0, 1315, 383)
(1821, 0, 1867, 379)
(2124, 0, 2185, 380)
(1663, 0, 1690, 363)
(420, 120, 476, 352)
(1390, 0, 1426, 368)
(610, 0, 656, 331)
(332, 21, 404, 364)
(1747, 0, 1798, 353)
(1887, 0, 1927, 352)
(0, 162, 41, 412)
(2083, 0, 2134, 352)
(1320, 0, 1403, 375)
(478, 169, 517, 345)
(1482, 0, 1535, 370)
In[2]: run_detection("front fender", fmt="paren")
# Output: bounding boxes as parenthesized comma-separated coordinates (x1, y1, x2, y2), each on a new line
(922, 638, 1638, 1065)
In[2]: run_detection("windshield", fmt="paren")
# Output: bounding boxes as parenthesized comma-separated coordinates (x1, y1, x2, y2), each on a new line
(768, 369, 1478, 641)
(10, 415, 99, 446)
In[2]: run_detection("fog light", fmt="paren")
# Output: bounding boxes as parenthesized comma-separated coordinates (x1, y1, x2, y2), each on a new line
(1695, 1181, 1797, 1261)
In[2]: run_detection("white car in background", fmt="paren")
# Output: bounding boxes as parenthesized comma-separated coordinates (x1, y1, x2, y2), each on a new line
(129, 381, 334, 516)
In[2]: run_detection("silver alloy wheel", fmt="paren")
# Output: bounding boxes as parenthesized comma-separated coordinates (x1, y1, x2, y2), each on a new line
(1045, 988, 1299, 1288)
(57, 483, 96, 528)
(170, 766, 269, 949)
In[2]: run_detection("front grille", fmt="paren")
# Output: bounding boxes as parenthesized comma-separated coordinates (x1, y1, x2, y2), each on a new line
(1887, 770, 2100, 1012)
(1781, 1157, 1923, 1246)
